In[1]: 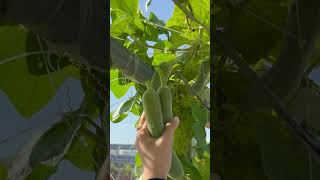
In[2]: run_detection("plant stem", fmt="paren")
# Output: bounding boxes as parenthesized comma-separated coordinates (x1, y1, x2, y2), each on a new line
(176, 71, 210, 111)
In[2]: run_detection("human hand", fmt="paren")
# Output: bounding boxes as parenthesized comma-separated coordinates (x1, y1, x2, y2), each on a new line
(135, 112, 180, 180)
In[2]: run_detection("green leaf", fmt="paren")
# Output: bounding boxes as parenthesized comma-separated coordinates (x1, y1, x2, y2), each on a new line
(111, 16, 135, 37)
(193, 155, 210, 180)
(134, 12, 147, 34)
(166, 5, 200, 47)
(0, 26, 79, 118)
(29, 114, 82, 168)
(111, 11, 145, 38)
(180, 156, 202, 180)
(191, 100, 210, 155)
(65, 130, 97, 171)
(192, 122, 208, 152)
(154, 40, 172, 50)
(188, 0, 210, 27)
(135, 153, 143, 177)
(0, 163, 7, 180)
(191, 99, 209, 125)
(152, 53, 176, 66)
(199, 88, 210, 107)
(149, 12, 165, 27)
(130, 102, 141, 116)
(166, 6, 188, 31)
(110, 0, 138, 16)
(143, 24, 159, 41)
(181, 58, 201, 81)
(25, 164, 56, 180)
(111, 113, 128, 123)
(111, 97, 136, 123)
(135, 153, 142, 168)
(110, 69, 134, 98)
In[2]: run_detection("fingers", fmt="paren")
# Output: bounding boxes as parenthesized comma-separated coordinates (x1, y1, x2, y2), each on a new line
(136, 121, 150, 141)
(136, 112, 151, 147)
(137, 112, 146, 131)
(161, 117, 180, 142)
(140, 120, 148, 131)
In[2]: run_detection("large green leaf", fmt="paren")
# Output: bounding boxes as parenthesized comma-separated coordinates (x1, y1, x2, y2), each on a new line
(110, 69, 134, 98)
(188, 0, 210, 27)
(29, 113, 82, 168)
(110, 10, 144, 38)
(0, 26, 79, 118)
(6, 118, 78, 180)
(111, 96, 136, 123)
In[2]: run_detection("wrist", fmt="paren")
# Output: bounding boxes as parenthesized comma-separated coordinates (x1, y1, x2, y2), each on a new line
(143, 169, 167, 180)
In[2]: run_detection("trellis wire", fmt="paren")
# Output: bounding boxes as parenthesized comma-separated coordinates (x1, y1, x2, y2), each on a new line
(0, 51, 50, 65)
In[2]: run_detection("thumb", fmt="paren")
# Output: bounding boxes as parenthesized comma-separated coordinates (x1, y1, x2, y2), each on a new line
(162, 117, 180, 141)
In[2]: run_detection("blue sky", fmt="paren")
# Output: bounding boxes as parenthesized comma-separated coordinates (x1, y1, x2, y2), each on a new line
(110, 0, 210, 145)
